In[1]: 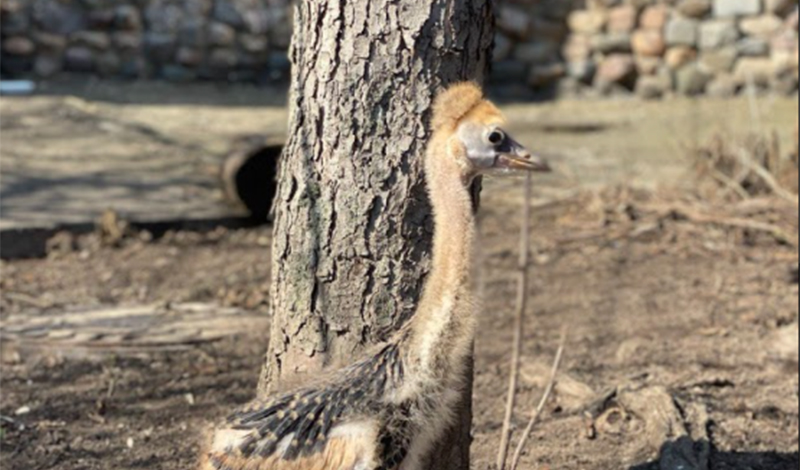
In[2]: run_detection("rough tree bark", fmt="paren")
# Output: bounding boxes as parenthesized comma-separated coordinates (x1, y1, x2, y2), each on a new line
(259, 1, 493, 468)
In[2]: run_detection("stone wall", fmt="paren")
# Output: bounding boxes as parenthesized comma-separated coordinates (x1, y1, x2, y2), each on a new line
(1, 0, 798, 98)
(0, 0, 293, 82)
(552, 0, 800, 98)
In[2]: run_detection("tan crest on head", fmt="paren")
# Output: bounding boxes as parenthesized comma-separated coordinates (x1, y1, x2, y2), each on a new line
(431, 82, 485, 130)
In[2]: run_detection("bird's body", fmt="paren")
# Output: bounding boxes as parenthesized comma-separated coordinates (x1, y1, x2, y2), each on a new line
(201, 83, 549, 470)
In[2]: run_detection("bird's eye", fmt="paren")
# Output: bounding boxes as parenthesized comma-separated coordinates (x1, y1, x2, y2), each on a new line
(488, 130, 505, 145)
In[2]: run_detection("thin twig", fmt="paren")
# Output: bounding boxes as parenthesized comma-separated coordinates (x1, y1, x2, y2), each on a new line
(709, 168, 750, 200)
(497, 173, 532, 470)
(737, 148, 799, 205)
(509, 329, 567, 470)
(642, 201, 799, 247)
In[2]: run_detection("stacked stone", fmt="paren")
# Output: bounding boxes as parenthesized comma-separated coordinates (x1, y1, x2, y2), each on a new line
(0, 0, 292, 81)
(2, 0, 798, 97)
(562, 0, 800, 98)
(493, 0, 574, 88)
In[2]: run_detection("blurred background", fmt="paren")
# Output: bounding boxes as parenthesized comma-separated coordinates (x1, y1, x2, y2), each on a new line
(1, 1, 798, 469)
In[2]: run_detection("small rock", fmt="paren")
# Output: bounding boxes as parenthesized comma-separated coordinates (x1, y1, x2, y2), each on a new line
(769, 323, 799, 362)
(240, 34, 269, 54)
(126, 437, 134, 449)
(176, 47, 203, 66)
(88, 9, 115, 29)
(1, 0, 23, 14)
(678, 0, 713, 18)
(641, 5, 670, 30)
(568, 10, 607, 35)
(179, 18, 207, 47)
(740, 14, 784, 38)
(771, 35, 799, 75)
(595, 54, 638, 88)
(771, 72, 799, 95)
(785, 9, 798, 29)
(563, 34, 592, 61)
(497, 5, 532, 39)
(699, 19, 740, 50)
(71, 31, 111, 50)
(514, 41, 559, 64)
(528, 62, 566, 87)
(636, 56, 662, 75)
(2, 36, 35, 56)
(734, 57, 776, 85)
(113, 32, 142, 51)
(636, 75, 671, 99)
(632, 29, 666, 57)
(96, 51, 121, 76)
(592, 32, 633, 54)
(34, 54, 62, 77)
(64, 46, 95, 72)
(33, 32, 67, 51)
(713, 0, 762, 17)
(676, 63, 713, 94)
(32, 0, 87, 34)
(666, 17, 700, 47)
(737, 37, 770, 56)
(115, 5, 142, 30)
(765, 0, 798, 16)
(208, 21, 236, 46)
(706, 74, 740, 96)
(143, 33, 176, 63)
(243, 9, 270, 35)
(607, 5, 638, 33)
(209, 48, 238, 69)
(567, 59, 597, 83)
(666, 46, 698, 69)
(144, 2, 181, 34)
(699, 46, 739, 72)
(213, 0, 244, 28)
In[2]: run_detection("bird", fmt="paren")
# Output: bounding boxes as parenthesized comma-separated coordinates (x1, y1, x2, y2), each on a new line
(200, 82, 551, 470)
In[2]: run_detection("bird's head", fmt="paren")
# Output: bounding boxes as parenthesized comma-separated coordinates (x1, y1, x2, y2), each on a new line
(430, 82, 551, 177)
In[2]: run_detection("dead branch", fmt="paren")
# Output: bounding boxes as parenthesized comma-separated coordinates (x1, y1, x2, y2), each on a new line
(736, 148, 799, 206)
(497, 173, 532, 470)
(643, 201, 798, 247)
(509, 328, 567, 470)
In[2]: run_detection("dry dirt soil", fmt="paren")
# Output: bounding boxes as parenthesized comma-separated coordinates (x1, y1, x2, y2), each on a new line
(1, 188, 798, 470)
(1, 81, 798, 470)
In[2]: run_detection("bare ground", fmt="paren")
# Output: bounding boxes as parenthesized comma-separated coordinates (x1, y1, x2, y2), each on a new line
(1, 188, 798, 470)
(1, 82, 798, 469)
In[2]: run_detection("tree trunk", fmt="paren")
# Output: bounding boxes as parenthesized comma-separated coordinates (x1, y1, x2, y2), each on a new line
(259, 1, 493, 468)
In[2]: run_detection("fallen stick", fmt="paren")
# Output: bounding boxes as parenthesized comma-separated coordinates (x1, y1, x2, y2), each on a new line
(497, 172, 532, 470)
(642, 202, 798, 247)
(509, 328, 567, 470)
(736, 148, 799, 206)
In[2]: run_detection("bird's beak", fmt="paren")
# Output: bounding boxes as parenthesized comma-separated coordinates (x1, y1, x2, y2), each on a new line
(494, 136, 551, 172)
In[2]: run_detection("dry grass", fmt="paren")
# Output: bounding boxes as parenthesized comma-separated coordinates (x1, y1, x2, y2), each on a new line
(690, 129, 799, 202)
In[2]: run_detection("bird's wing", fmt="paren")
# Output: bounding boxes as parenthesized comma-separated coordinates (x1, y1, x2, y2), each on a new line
(224, 341, 406, 462)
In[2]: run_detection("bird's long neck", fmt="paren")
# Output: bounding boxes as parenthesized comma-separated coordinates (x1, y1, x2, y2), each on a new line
(407, 136, 477, 379)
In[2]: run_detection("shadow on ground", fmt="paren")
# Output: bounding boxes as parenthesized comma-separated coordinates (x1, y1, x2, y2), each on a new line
(630, 437, 799, 470)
